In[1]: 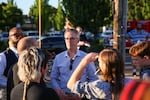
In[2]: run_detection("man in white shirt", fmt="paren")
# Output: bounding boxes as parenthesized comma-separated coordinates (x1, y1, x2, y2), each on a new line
(0, 27, 23, 99)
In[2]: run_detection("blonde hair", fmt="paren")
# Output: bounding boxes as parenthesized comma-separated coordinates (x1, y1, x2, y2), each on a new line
(17, 47, 45, 100)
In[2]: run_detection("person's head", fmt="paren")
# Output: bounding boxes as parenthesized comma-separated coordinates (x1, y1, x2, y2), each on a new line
(64, 28, 80, 51)
(98, 48, 125, 96)
(129, 41, 150, 68)
(8, 27, 24, 47)
(119, 80, 150, 100)
(136, 21, 143, 30)
(17, 47, 49, 84)
(17, 36, 38, 55)
(98, 48, 124, 82)
(17, 47, 49, 100)
(76, 26, 83, 35)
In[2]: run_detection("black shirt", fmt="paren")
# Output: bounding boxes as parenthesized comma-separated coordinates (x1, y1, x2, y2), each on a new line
(11, 82, 60, 100)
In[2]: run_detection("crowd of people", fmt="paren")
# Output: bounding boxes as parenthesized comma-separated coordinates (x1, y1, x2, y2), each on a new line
(126, 21, 150, 76)
(0, 20, 150, 100)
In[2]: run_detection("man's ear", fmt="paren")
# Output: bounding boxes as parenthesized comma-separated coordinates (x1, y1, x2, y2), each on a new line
(143, 55, 150, 60)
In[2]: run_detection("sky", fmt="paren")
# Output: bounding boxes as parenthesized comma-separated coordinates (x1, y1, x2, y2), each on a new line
(0, 0, 58, 15)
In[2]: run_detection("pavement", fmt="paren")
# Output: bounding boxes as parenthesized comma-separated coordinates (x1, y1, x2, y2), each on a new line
(124, 52, 140, 79)
(124, 65, 140, 79)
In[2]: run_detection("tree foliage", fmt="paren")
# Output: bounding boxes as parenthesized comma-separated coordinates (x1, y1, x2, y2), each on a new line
(29, 0, 57, 32)
(1, 0, 150, 33)
(128, 0, 150, 20)
(62, 0, 111, 34)
(0, 1, 23, 31)
(54, 2, 65, 30)
(29, 0, 56, 32)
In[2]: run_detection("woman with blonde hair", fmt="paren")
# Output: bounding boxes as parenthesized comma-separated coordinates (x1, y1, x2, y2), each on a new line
(10, 47, 59, 100)
(67, 48, 132, 100)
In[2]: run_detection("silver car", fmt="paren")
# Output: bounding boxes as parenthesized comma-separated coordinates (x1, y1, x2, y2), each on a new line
(100, 30, 113, 47)
(0, 32, 9, 42)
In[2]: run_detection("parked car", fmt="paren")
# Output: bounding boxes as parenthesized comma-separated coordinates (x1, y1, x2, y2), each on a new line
(98, 30, 113, 47)
(24, 30, 39, 39)
(85, 31, 94, 41)
(40, 36, 66, 54)
(0, 32, 9, 42)
(97, 30, 133, 49)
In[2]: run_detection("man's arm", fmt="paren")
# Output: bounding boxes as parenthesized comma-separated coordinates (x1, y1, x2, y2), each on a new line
(0, 53, 7, 87)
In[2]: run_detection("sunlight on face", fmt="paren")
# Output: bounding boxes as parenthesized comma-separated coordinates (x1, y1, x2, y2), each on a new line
(64, 31, 79, 50)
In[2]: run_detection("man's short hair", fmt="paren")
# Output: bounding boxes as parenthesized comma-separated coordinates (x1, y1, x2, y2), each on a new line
(129, 41, 150, 57)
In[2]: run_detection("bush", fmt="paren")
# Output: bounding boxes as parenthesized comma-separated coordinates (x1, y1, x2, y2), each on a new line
(0, 41, 8, 52)
(89, 39, 104, 53)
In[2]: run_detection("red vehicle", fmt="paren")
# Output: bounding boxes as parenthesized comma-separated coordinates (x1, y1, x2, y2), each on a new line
(104, 20, 150, 49)
(127, 20, 150, 33)
(126, 20, 150, 48)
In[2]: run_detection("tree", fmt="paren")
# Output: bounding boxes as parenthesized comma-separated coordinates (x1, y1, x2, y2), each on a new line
(54, 1, 65, 30)
(62, 0, 111, 34)
(29, 0, 57, 32)
(128, 0, 150, 20)
(0, 1, 23, 31)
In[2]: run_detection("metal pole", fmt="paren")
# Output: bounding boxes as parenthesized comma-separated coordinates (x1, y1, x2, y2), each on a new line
(121, 0, 128, 61)
(38, 0, 41, 48)
(113, 0, 128, 60)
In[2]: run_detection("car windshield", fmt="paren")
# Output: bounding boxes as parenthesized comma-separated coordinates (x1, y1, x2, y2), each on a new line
(101, 31, 113, 37)
(2, 33, 9, 37)
(42, 37, 64, 43)
(104, 32, 112, 35)
(28, 32, 38, 36)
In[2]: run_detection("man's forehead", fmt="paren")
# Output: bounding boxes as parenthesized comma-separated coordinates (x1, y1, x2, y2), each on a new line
(65, 31, 75, 36)
(9, 29, 22, 35)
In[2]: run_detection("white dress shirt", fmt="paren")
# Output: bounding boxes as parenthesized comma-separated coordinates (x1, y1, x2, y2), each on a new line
(0, 47, 18, 88)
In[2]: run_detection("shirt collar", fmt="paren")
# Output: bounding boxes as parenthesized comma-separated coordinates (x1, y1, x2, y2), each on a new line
(64, 49, 81, 58)
(9, 47, 18, 57)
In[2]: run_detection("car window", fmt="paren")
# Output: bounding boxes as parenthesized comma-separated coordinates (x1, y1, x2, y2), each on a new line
(3, 33, 9, 37)
(28, 32, 38, 36)
(104, 32, 113, 35)
(42, 37, 64, 43)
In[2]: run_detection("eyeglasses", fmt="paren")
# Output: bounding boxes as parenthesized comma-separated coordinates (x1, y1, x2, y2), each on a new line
(69, 58, 74, 70)
(10, 33, 23, 37)
(64, 37, 77, 40)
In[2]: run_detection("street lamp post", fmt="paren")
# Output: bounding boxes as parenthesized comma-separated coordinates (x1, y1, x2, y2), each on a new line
(38, 0, 41, 48)
(113, 0, 128, 60)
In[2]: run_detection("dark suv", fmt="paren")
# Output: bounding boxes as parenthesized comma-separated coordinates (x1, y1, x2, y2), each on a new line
(41, 36, 66, 54)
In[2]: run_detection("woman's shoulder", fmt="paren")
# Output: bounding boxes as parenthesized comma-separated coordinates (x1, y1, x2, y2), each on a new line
(87, 79, 111, 99)
(90, 79, 111, 90)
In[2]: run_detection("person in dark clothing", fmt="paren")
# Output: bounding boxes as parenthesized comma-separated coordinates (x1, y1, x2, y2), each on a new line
(76, 26, 90, 52)
(11, 47, 60, 100)
(11, 82, 59, 100)
(7, 36, 38, 100)
(0, 27, 24, 100)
